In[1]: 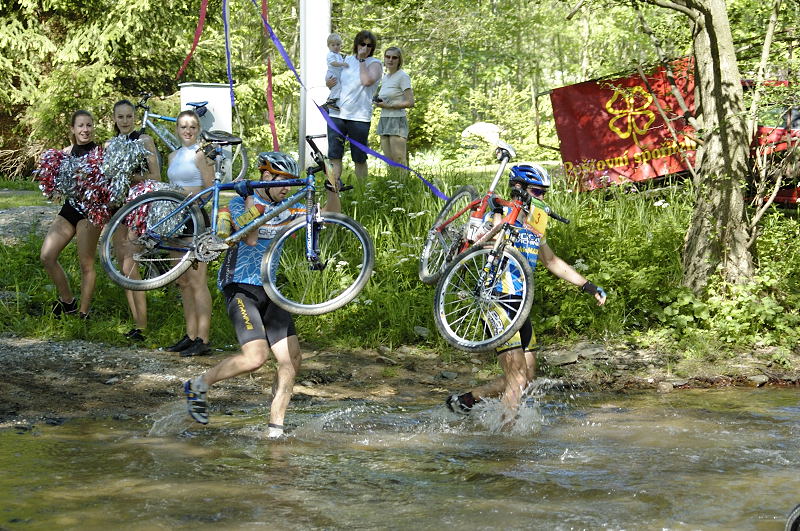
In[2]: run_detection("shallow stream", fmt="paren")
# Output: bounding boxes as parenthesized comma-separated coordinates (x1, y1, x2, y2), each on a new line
(2, 386, 798, 529)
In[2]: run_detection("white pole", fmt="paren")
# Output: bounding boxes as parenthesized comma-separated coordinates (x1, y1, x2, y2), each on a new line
(298, 0, 331, 170)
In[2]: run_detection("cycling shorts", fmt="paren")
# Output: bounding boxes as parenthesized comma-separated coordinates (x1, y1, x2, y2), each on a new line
(488, 295, 535, 355)
(223, 283, 296, 347)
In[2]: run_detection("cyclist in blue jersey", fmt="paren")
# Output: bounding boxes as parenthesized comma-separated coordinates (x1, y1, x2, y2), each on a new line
(184, 152, 305, 439)
(446, 164, 607, 419)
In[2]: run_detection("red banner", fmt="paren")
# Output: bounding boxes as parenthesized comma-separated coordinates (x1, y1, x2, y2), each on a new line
(550, 58, 697, 190)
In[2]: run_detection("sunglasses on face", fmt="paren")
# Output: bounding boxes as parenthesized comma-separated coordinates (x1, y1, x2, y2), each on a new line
(360, 42, 374, 48)
(527, 186, 546, 197)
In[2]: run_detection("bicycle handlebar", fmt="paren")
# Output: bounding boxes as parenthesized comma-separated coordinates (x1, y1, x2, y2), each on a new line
(492, 197, 570, 224)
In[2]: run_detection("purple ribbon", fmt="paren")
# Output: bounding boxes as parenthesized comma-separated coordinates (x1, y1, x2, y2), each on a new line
(222, 0, 236, 107)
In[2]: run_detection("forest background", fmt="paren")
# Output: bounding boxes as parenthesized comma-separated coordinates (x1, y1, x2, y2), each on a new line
(0, 0, 799, 371)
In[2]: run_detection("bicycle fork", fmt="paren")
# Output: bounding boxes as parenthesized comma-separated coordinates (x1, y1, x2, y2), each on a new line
(474, 224, 518, 297)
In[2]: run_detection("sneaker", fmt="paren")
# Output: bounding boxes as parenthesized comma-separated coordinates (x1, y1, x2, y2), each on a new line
(124, 328, 146, 342)
(267, 423, 284, 439)
(79, 311, 90, 320)
(180, 338, 212, 357)
(52, 298, 77, 317)
(445, 393, 472, 415)
(184, 379, 209, 424)
(165, 335, 193, 352)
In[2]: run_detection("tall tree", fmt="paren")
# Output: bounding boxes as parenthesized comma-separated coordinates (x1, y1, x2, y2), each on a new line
(637, 0, 754, 293)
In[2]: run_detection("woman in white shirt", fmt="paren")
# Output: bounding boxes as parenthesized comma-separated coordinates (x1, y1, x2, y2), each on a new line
(164, 110, 215, 357)
(374, 46, 414, 167)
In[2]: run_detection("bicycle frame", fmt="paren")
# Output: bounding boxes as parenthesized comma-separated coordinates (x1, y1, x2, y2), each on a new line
(144, 136, 328, 264)
(431, 148, 515, 253)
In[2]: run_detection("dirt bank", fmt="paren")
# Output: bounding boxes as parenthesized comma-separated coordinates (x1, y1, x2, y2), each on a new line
(1, 334, 797, 428)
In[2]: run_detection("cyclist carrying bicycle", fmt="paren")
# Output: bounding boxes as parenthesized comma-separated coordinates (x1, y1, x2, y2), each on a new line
(445, 164, 607, 420)
(184, 151, 308, 439)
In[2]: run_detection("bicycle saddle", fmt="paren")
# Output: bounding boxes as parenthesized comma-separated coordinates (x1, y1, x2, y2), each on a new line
(187, 101, 209, 117)
(202, 130, 242, 146)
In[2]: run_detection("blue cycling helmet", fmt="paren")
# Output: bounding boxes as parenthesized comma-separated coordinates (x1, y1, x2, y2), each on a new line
(509, 164, 551, 188)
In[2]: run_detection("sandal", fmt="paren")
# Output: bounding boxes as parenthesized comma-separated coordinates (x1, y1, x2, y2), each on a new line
(324, 177, 353, 193)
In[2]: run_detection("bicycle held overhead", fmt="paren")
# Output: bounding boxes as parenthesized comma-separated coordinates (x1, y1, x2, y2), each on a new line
(419, 122, 569, 287)
(100, 132, 375, 316)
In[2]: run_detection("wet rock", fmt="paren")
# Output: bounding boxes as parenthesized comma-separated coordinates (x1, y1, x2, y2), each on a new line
(439, 371, 458, 380)
(377, 355, 398, 365)
(545, 351, 579, 366)
(747, 375, 769, 387)
(657, 382, 674, 393)
(378, 345, 392, 355)
(667, 379, 689, 387)
(575, 342, 608, 360)
(104, 377, 120, 385)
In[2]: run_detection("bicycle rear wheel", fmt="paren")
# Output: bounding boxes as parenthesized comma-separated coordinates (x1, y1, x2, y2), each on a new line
(222, 143, 248, 181)
(261, 212, 375, 315)
(418, 185, 479, 285)
(433, 245, 534, 352)
(100, 190, 206, 291)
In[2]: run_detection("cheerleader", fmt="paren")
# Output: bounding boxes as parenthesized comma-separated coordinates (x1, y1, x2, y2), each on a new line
(105, 99, 161, 341)
(37, 110, 103, 318)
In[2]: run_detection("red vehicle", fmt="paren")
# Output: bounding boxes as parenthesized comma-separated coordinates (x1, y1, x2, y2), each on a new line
(547, 58, 800, 203)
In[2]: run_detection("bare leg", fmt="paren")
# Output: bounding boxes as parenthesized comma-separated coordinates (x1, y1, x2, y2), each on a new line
(114, 226, 147, 330)
(467, 349, 537, 401)
(380, 135, 392, 161)
(199, 336, 300, 427)
(177, 263, 211, 342)
(74, 220, 101, 314)
(498, 348, 528, 413)
(202, 339, 270, 385)
(267, 335, 301, 427)
(40, 215, 77, 304)
(354, 161, 368, 180)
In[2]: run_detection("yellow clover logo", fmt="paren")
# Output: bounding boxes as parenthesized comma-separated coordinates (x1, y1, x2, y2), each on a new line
(606, 86, 656, 147)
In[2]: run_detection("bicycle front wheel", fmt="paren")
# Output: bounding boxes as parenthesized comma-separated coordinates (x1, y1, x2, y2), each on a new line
(100, 190, 206, 291)
(433, 245, 534, 352)
(418, 185, 478, 285)
(262, 212, 375, 315)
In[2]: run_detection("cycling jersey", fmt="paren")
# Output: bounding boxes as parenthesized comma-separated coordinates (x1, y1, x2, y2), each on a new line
(490, 202, 549, 354)
(217, 194, 305, 289)
(493, 202, 549, 293)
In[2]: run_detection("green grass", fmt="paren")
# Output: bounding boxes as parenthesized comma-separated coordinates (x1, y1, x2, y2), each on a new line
(1, 162, 799, 363)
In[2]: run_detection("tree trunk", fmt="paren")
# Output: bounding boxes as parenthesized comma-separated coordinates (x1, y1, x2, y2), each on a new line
(678, 0, 754, 293)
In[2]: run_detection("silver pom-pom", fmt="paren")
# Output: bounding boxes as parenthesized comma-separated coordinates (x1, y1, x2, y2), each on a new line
(103, 136, 152, 206)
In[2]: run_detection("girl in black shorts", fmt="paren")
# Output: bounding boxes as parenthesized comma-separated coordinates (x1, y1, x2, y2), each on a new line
(39, 110, 104, 318)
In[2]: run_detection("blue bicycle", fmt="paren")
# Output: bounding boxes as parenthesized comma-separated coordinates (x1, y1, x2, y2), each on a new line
(99, 133, 375, 315)
(137, 92, 248, 181)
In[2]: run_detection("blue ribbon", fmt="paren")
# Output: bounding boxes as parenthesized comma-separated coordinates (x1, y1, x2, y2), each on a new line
(245, 0, 448, 201)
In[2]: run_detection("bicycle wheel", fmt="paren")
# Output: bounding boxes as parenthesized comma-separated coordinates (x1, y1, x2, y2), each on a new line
(100, 190, 206, 291)
(261, 212, 375, 315)
(220, 142, 248, 181)
(433, 245, 534, 352)
(418, 185, 479, 285)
